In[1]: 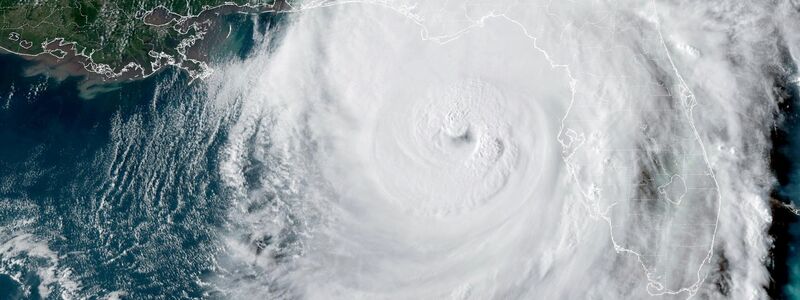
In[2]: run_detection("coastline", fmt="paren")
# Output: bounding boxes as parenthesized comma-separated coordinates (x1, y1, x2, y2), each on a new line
(0, 0, 293, 95)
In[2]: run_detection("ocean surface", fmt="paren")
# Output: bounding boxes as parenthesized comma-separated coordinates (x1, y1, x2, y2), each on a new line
(0, 13, 279, 299)
(0, 5, 796, 299)
(771, 67, 800, 299)
(0, 53, 222, 299)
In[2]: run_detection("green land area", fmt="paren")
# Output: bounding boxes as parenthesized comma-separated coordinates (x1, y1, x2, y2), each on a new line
(0, 0, 279, 79)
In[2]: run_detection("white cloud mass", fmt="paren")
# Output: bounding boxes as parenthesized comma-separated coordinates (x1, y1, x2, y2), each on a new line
(208, 0, 800, 299)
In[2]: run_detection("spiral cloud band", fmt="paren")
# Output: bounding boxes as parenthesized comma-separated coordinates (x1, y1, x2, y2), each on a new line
(207, 0, 795, 299)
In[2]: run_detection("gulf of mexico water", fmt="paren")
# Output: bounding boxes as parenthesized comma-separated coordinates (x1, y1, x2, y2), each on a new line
(1, 6, 799, 300)
(0, 54, 227, 299)
(0, 12, 281, 299)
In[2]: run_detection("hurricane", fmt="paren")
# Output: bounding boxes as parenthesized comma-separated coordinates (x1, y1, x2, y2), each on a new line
(206, 1, 786, 298)
(0, 0, 798, 299)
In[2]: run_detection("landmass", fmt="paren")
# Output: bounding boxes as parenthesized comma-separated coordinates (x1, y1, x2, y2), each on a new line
(0, 0, 292, 82)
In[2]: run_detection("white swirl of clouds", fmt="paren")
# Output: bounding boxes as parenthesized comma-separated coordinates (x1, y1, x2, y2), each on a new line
(208, 0, 796, 299)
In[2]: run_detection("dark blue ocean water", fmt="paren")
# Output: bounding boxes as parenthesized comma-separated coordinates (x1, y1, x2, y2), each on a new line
(768, 67, 800, 299)
(3, 10, 797, 299)
(0, 54, 227, 299)
(0, 12, 283, 299)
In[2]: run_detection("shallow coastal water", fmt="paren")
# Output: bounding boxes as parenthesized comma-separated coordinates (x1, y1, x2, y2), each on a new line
(0, 2, 797, 298)
(0, 12, 288, 298)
